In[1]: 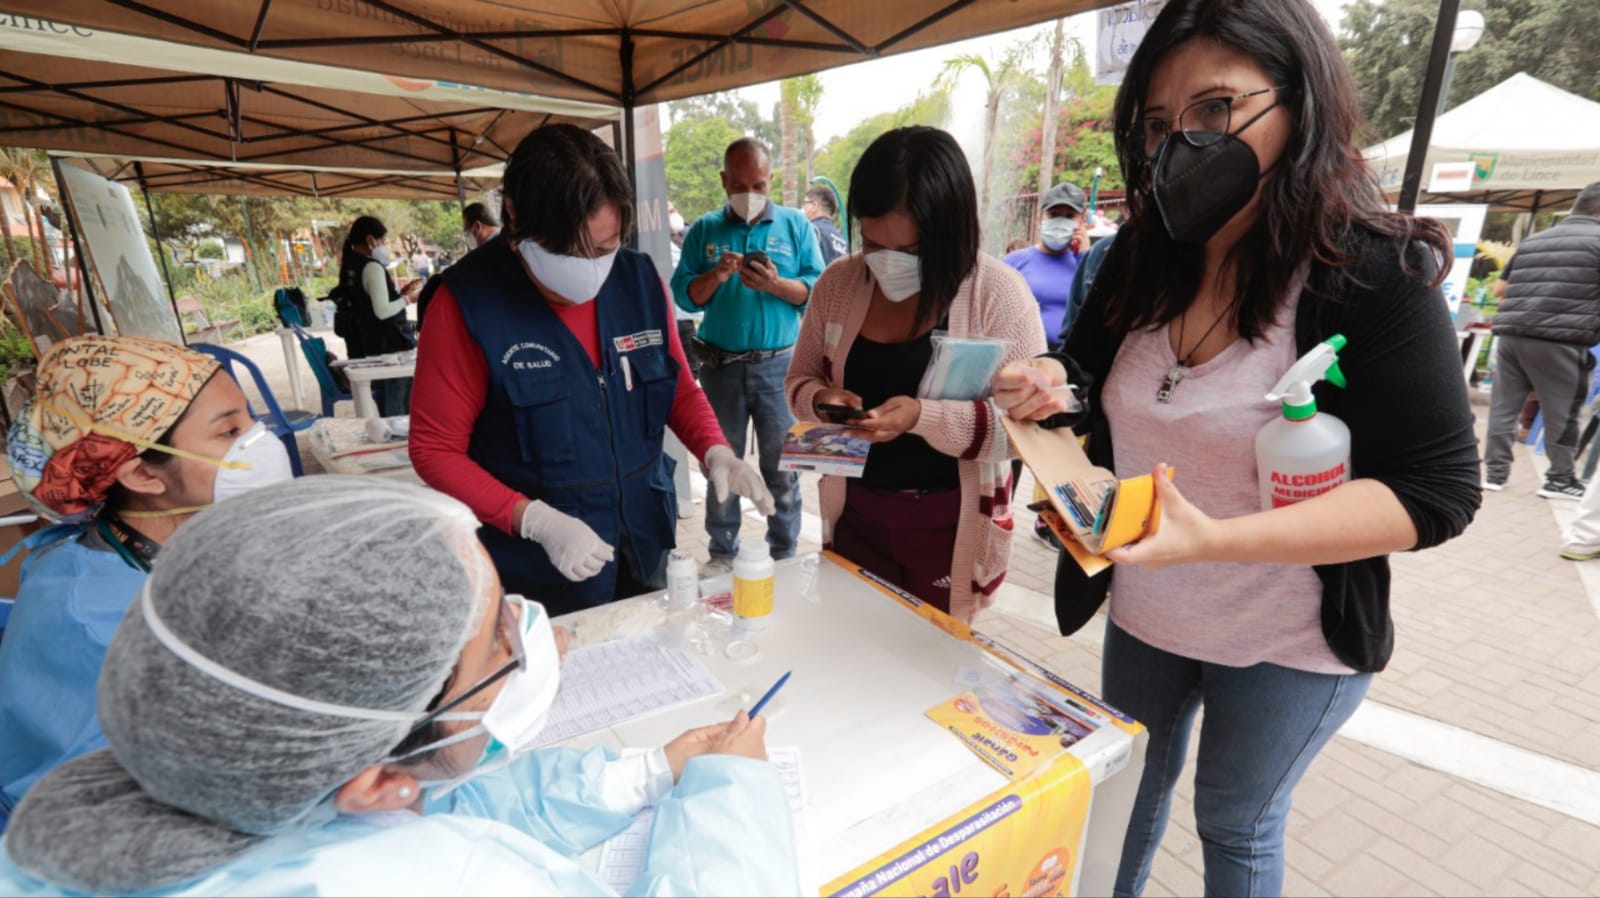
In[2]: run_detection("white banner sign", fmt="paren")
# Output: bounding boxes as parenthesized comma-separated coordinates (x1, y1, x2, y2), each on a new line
(1096, 1, 1169, 86)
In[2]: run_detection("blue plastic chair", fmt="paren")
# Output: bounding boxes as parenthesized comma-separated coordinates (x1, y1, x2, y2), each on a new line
(192, 343, 317, 476)
(290, 324, 354, 418)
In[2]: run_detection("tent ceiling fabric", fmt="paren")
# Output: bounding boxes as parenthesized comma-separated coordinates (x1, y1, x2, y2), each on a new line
(0, 46, 598, 174)
(10, 0, 1117, 106)
(69, 156, 500, 200)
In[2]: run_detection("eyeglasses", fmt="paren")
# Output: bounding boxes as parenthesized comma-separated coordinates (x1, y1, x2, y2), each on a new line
(403, 594, 527, 738)
(1136, 86, 1283, 159)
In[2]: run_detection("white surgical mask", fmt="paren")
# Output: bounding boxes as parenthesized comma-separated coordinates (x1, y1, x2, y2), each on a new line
(463, 230, 479, 251)
(211, 422, 296, 505)
(864, 250, 922, 303)
(728, 192, 767, 223)
(1040, 218, 1078, 252)
(669, 210, 686, 234)
(370, 244, 391, 267)
(519, 239, 617, 305)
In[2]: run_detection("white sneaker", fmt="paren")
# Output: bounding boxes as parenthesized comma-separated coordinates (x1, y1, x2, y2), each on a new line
(699, 557, 734, 578)
(1481, 479, 1506, 492)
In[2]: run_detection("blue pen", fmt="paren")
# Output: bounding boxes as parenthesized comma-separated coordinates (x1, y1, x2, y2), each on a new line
(747, 671, 792, 717)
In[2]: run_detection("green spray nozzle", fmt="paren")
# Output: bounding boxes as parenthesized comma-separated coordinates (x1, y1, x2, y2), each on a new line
(1266, 334, 1348, 421)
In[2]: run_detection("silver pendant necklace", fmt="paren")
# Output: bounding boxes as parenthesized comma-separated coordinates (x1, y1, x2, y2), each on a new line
(1158, 305, 1231, 403)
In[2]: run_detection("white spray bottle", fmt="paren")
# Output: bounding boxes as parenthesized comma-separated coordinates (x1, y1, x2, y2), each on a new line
(1256, 335, 1351, 510)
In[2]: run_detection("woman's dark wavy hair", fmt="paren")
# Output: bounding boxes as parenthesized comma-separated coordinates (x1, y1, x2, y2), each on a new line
(1097, 0, 1450, 340)
(503, 124, 634, 255)
(848, 126, 980, 335)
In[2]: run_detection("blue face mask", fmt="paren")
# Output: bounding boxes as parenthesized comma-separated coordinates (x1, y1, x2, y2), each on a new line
(396, 595, 562, 796)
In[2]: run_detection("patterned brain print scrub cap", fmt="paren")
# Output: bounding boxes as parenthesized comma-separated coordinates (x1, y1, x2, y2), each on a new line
(7, 335, 221, 523)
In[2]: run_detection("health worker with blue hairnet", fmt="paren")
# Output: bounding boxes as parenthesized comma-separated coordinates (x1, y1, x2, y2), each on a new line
(0, 336, 294, 830)
(0, 476, 798, 897)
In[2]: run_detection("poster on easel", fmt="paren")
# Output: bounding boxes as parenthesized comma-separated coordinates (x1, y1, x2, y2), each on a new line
(2, 260, 99, 359)
(55, 162, 182, 344)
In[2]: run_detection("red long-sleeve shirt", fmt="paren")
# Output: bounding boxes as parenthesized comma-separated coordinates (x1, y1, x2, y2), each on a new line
(410, 282, 728, 534)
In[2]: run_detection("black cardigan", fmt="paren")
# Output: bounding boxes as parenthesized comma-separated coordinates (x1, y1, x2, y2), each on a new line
(1044, 228, 1482, 673)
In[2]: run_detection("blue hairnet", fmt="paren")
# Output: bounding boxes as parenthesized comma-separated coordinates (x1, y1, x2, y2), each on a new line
(6, 476, 494, 894)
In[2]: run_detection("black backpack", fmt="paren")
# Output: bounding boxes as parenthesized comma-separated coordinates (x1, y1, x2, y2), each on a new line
(324, 280, 359, 343)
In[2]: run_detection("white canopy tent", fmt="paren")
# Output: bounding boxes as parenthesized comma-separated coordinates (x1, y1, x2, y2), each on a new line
(1365, 72, 1600, 215)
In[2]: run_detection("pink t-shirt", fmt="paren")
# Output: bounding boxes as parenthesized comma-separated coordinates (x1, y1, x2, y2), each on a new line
(1101, 292, 1353, 674)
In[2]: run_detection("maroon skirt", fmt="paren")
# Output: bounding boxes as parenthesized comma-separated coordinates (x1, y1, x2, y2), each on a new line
(833, 481, 962, 613)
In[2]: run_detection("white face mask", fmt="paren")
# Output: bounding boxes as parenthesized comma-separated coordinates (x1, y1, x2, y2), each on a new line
(1040, 218, 1078, 252)
(463, 230, 479, 251)
(212, 422, 296, 505)
(728, 192, 767, 223)
(519, 239, 617, 305)
(369, 243, 391, 267)
(668, 210, 686, 234)
(865, 250, 922, 303)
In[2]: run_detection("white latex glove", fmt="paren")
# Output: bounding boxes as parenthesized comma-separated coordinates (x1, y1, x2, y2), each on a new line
(704, 444, 776, 516)
(519, 500, 615, 582)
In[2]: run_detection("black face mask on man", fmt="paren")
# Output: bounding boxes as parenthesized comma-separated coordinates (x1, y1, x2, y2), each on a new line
(1150, 104, 1279, 245)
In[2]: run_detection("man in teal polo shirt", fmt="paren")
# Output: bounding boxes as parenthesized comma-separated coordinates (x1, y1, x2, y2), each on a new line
(672, 138, 824, 574)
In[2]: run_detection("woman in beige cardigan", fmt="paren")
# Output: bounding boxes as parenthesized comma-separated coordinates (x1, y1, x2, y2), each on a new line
(785, 126, 1047, 621)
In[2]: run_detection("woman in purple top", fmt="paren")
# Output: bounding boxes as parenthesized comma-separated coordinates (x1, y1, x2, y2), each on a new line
(1003, 182, 1090, 350)
(994, 1, 1480, 895)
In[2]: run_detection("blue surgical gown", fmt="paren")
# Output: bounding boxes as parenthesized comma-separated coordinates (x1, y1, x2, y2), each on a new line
(0, 527, 147, 830)
(0, 752, 800, 896)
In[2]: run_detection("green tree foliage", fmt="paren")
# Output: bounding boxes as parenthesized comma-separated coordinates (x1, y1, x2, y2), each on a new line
(664, 93, 783, 221)
(811, 90, 953, 218)
(664, 114, 745, 222)
(1343, 0, 1600, 142)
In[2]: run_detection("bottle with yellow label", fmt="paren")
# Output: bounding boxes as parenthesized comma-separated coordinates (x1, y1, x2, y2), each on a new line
(732, 540, 775, 629)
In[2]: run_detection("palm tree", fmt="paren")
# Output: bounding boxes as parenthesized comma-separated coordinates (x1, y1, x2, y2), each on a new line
(937, 41, 1038, 225)
(779, 75, 824, 207)
(0, 148, 49, 276)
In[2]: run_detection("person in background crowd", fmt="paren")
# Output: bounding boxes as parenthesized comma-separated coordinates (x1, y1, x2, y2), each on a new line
(671, 138, 824, 577)
(419, 203, 505, 328)
(1482, 182, 1600, 500)
(1004, 182, 1091, 353)
(995, 0, 1480, 893)
(410, 125, 771, 615)
(0, 336, 293, 830)
(0, 477, 799, 896)
(411, 248, 433, 280)
(463, 202, 502, 251)
(802, 185, 849, 265)
(786, 126, 1046, 620)
(337, 216, 419, 416)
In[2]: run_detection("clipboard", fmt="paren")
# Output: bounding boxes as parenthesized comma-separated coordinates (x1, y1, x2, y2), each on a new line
(1002, 417, 1171, 575)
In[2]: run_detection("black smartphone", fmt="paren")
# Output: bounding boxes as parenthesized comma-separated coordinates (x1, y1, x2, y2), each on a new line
(743, 250, 772, 270)
(817, 402, 867, 423)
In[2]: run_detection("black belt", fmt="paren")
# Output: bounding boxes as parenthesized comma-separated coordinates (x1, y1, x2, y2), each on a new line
(690, 337, 793, 369)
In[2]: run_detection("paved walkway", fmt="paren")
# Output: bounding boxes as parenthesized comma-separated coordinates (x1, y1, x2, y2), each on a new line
(245, 328, 1600, 897)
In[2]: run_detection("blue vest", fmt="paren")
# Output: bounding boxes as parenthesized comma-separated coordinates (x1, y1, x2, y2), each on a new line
(444, 246, 679, 612)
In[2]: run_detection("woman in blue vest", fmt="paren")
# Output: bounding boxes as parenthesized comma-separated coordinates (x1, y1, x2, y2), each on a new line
(411, 125, 771, 614)
(0, 335, 294, 830)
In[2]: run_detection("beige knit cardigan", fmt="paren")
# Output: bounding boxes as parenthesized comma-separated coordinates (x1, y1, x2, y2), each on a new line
(785, 253, 1048, 621)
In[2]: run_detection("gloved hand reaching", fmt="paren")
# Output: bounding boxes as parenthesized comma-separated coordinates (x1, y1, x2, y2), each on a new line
(704, 444, 776, 516)
(519, 499, 615, 581)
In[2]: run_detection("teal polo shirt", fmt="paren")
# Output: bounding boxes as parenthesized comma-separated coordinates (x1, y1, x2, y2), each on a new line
(670, 200, 825, 352)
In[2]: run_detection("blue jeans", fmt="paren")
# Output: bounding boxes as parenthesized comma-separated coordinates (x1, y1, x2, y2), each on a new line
(1103, 622, 1371, 897)
(698, 353, 802, 560)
